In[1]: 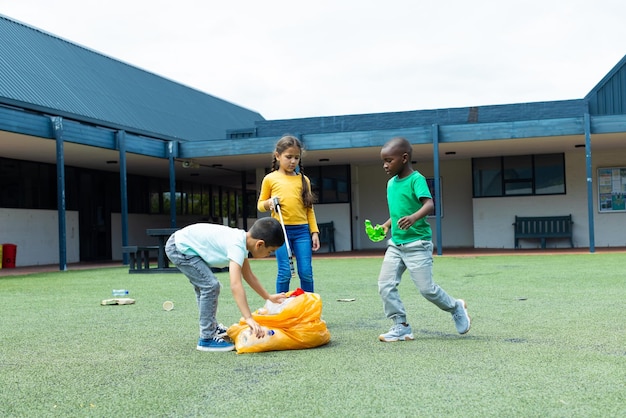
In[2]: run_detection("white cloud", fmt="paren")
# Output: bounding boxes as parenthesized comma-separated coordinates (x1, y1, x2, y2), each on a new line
(1, 0, 625, 119)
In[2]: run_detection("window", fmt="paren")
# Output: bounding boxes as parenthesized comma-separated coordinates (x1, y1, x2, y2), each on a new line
(308, 165, 350, 204)
(226, 128, 256, 139)
(472, 157, 502, 197)
(0, 158, 56, 209)
(472, 154, 565, 197)
(503, 155, 533, 195)
(534, 154, 565, 195)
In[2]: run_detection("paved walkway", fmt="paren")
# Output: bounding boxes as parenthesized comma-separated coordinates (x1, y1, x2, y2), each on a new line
(1, 247, 623, 277)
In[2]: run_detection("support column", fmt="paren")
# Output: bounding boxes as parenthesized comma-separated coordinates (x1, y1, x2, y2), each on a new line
(51, 116, 67, 271)
(118, 130, 129, 265)
(168, 142, 177, 228)
(584, 112, 595, 253)
(432, 124, 443, 256)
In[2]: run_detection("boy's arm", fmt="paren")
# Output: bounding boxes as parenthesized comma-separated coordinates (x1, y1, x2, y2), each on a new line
(239, 258, 271, 301)
(397, 198, 434, 230)
(228, 260, 255, 321)
(240, 258, 285, 302)
(228, 260, 265, 338)
(229, 259, 285, 337)
(381, 218, 392, 235)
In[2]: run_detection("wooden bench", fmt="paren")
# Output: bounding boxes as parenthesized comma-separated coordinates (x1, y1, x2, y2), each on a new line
(318, 222, 336, 253)
(513, 215, 573, 249)
(122, 245, 159, 273)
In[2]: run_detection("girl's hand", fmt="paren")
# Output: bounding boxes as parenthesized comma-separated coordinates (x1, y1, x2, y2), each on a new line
(311, 232, 320, 251)
(267, 198, 275, 211)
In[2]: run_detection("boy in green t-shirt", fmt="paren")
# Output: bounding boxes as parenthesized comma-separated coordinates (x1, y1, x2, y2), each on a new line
(373, 137, 471, 342)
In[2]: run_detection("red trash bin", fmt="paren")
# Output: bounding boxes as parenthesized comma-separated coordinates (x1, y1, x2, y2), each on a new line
(2, 243, 17, 268)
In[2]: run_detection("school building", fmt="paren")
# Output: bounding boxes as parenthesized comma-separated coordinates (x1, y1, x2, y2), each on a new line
(1, 14, 625, 268)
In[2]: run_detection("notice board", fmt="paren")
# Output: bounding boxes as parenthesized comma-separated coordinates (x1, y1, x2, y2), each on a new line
(597, 167, 626, 212)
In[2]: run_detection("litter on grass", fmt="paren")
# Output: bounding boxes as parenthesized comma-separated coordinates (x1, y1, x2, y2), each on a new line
(101, 298, 135, 305)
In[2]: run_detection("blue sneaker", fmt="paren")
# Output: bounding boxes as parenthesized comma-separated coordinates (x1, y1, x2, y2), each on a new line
(452, 299, 471, 334)
(197, 336, 235, 352)
(378, 323, 414, 342)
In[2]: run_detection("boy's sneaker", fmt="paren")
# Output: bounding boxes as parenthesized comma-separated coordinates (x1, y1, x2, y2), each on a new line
(197, 336, 235, 352)
(216, 323, 229, 339)
(378, 323, 414, 342)
(452, 299, 471, 334)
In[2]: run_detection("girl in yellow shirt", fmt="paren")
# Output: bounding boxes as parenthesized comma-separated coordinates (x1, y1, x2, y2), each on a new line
(257, 135, 320, 292)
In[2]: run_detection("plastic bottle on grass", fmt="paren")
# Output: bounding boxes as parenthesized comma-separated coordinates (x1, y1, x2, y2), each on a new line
(112, 289, 129, 296)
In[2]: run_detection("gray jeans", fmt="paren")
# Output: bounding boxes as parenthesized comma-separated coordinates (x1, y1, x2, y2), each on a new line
(165, 235, 221, 340)
(378, 240, 456, 325)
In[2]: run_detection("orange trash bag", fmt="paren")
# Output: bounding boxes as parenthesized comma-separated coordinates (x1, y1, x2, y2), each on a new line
(227, 290, 331, 354)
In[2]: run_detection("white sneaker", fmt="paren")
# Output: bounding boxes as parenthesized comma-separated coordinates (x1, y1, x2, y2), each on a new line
(452, 299, 471, 334)
(378, 324, 414, 342)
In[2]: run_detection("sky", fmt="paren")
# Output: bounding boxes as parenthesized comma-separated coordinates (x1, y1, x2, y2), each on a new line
(2, 0, 626, 120)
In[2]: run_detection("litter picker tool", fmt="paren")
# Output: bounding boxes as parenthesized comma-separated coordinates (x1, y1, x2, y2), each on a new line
(273, 197, 295, 277)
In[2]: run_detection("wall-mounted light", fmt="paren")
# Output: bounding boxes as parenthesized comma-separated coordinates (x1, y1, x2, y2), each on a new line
(574, 144, 585, 148)
(445, 151, 456, 155)
(319, 158, 329, 162)
(182, 160, 200, 169)
(106, 160, 118, 164)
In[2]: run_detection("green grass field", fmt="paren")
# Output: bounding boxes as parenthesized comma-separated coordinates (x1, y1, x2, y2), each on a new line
(1, 253, 625, 417)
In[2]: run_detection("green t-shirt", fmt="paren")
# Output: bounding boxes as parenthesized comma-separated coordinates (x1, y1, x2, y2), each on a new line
(387, 171, 432, 244)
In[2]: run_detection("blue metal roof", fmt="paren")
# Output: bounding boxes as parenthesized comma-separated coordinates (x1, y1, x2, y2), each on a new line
(0, 14, 263, 142)
(585, 54, 626, 115)
(253, 99, 587, 138)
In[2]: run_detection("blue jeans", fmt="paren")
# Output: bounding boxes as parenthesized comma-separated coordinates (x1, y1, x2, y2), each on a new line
(378, 240, 456, 325)
(165, 235, 221, 340)
(275, 224, 314, 293)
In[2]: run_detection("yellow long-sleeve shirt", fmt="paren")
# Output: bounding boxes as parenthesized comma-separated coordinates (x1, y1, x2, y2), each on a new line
(257, 171, 319, 234)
